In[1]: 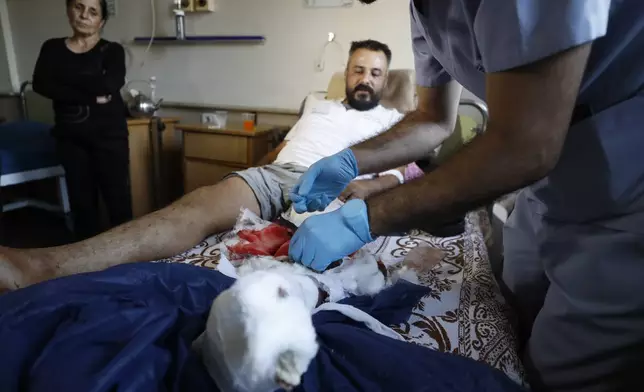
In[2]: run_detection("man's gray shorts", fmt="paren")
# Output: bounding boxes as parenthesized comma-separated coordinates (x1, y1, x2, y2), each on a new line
(226, 163, 307, 221)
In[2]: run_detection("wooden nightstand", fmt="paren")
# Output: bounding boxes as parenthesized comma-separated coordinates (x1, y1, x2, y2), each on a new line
(127, 117, 181, 218)
(179, 124, 285, 193)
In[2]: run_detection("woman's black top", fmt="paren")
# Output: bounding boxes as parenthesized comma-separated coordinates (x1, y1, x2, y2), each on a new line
(33, 38, 128, 137)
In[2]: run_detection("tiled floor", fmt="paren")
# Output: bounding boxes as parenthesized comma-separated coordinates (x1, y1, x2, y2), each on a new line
(0, 208, 73, 248)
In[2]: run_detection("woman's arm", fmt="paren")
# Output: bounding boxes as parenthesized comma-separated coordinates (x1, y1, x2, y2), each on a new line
(32, 40, 93, 104)
(102, 43, 127, 94)
(79, 43, 127, 96)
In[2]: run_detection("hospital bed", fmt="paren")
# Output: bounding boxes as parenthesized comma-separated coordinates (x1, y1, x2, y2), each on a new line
(0, 82, 71, 228)
(0, 72, 526, 389)
(164, 70, 527, 386)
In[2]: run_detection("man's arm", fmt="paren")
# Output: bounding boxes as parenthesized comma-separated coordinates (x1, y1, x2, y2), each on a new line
(339, 167, 406, 202)
(367, 43, 591, 235)
(352, 80, 463, 174)
(256, 141, 288, 166)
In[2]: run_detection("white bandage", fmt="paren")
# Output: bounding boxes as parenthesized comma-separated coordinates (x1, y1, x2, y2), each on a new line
(379, 169, 404, 185)
(195, 270, 319, 392)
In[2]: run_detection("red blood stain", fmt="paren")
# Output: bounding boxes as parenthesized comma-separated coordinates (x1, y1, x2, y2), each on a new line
(227, 224, 293, 259)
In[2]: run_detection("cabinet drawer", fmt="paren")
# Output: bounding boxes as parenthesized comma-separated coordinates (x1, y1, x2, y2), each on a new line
(184, 159, 238, 193)
(184, 133, 248, 164)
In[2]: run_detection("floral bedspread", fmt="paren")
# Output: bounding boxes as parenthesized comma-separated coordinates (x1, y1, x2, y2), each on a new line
(162, 210, 526, 386)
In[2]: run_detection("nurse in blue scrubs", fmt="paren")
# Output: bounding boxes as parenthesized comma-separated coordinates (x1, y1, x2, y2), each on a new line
(288, 1, 644, 391)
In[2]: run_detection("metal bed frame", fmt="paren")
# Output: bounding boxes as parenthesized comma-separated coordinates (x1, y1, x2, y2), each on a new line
(458, 98, 488, 133)
(0, 82, 72, 229)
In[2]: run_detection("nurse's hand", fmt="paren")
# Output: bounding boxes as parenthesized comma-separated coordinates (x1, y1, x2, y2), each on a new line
(289, 199, 373, 271)
(290, 149, 359, 213)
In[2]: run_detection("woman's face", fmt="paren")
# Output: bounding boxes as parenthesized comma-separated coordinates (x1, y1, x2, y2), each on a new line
(67, 0, 104, 36)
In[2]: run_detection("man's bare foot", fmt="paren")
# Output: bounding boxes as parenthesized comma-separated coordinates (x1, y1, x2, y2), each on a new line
(0, 246, 26, 291)
(0, 246, 56, 292)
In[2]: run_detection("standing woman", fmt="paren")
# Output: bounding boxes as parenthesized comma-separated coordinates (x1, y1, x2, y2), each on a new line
(33, 0, 132, 241)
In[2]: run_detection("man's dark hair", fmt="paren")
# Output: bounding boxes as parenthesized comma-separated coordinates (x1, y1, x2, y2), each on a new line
(349, 39, 392, 65)
(66, 0, 109, 22)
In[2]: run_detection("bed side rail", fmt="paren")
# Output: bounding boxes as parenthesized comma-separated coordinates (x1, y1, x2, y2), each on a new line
(19, 80, 32, 120)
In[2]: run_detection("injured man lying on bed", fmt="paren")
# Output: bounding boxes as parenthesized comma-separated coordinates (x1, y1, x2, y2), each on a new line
(0, 38, 411, 292)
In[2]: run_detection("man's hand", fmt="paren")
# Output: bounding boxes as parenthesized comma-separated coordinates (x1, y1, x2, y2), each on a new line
(339, 175, 400, 202)
(288, 199, 373, 271)
(339, 179, 381, 201)
(290, 149, 358, 213)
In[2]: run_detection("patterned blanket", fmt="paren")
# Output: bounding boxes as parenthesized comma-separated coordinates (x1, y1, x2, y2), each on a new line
(162, 209, 527, 386)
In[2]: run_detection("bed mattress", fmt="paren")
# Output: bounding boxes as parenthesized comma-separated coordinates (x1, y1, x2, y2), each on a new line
(0, 121, 58, 176)
(163, 209, 528, 387)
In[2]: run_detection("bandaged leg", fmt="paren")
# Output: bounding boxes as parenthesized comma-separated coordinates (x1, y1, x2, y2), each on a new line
(195, 252, 395, 391)
(194, 270, 319, 392)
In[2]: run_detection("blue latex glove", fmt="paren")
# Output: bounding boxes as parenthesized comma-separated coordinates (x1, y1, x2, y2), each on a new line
(289, 199, 374, 271)
(290, 149, 358, 213)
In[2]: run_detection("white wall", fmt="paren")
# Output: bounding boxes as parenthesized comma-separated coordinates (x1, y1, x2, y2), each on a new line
(8, 0, 421, 110)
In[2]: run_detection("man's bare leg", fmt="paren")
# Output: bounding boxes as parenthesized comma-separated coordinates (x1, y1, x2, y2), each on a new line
(0, 177, 260, 291)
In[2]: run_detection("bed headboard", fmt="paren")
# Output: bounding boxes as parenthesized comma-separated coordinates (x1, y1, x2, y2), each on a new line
(325, 69, 417, 113)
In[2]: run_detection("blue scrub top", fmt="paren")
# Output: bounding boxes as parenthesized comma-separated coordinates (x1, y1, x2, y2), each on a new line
(411, 0, 644, 232)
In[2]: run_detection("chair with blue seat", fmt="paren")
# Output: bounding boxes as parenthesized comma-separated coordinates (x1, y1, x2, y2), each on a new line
(0, 82, 72, 231)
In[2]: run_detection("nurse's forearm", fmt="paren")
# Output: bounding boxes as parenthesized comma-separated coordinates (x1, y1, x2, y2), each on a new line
(351, 81, 462, 174)
(366, 42, 592, 235)
(366, 129, 552, 236)
(351, 110, 452, 174)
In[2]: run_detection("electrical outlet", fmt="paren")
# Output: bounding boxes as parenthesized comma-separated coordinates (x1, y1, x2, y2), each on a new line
(180, 0, 194, 12)
(194, 0, 216, 12)
(202, 112, 217, 124)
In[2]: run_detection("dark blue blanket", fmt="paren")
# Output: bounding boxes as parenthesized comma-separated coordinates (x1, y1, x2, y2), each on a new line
(0, 263, 524, 392)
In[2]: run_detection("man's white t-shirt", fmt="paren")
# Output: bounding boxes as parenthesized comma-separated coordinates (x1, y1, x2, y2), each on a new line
(274, 95, 404, 168)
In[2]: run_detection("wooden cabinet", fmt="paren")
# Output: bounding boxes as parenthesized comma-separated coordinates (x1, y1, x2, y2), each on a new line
(127, 117, 181, 218)
(178, 124, 277, 193)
